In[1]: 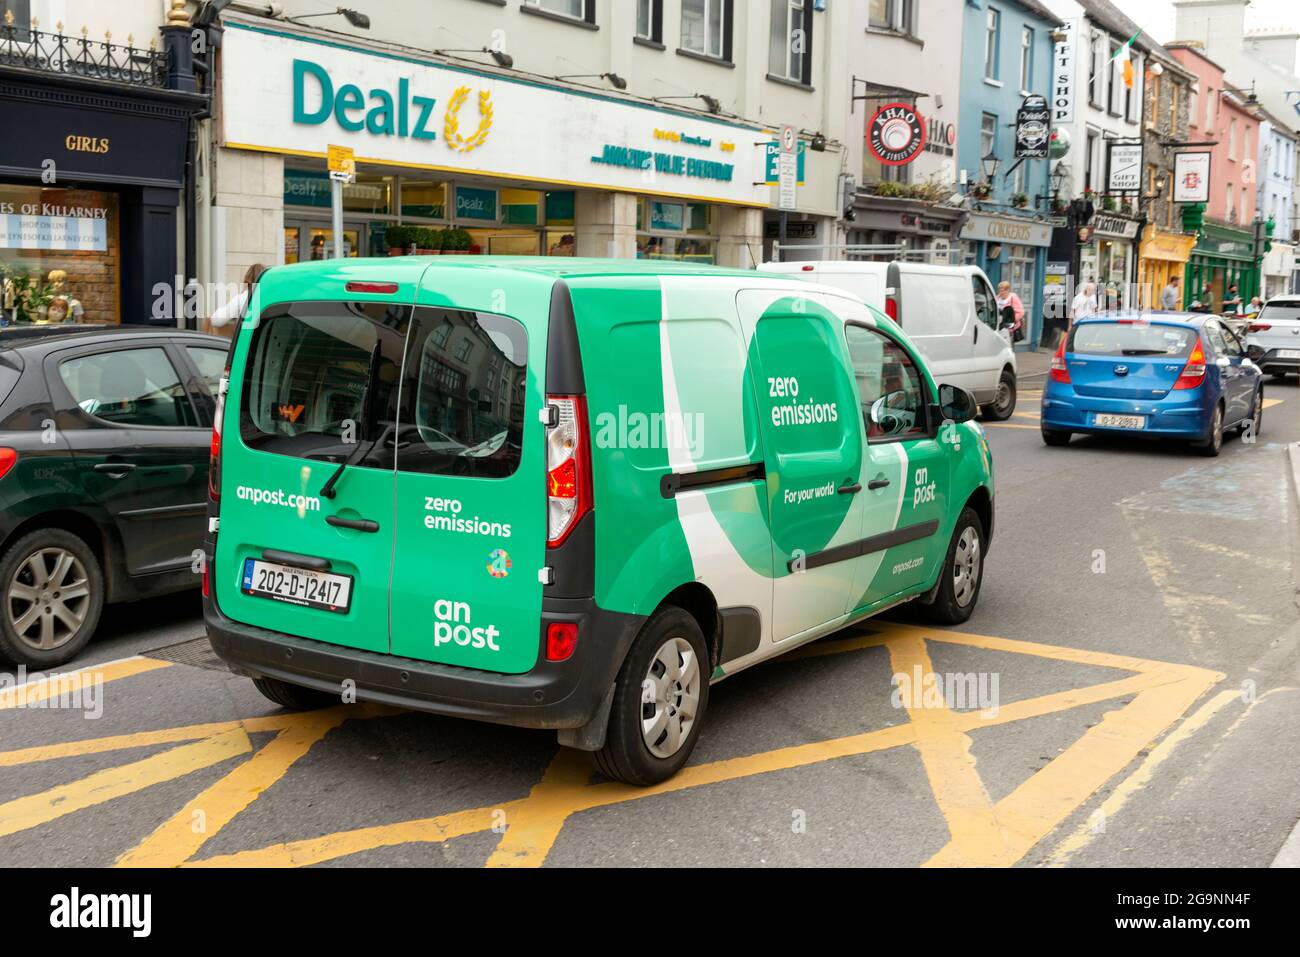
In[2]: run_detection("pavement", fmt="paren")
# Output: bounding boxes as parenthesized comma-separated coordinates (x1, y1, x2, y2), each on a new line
(0, 368, 1297, 869)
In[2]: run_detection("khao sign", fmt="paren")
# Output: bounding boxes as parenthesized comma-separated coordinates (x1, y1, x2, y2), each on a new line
(220, 20, 766, 206)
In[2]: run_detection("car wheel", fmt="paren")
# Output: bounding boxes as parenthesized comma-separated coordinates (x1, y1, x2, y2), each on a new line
(1239, 389, 1263, 438)
(0, 529, 104, 668)
(1196, 403, 1224, 457)
(919, 508, 985, 626)
(251, 676, 342, 710)
(980, 369, 1018, 421)
(1041, 427, 1072, 447)
(593, 607, 709, 787)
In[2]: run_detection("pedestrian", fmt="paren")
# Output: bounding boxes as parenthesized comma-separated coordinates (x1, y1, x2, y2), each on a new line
(1244, 295, 1263, 319)
(1161, 275, 1181, 311)
(1222, 283, 1242, 316)
(205, 263, 267, 339)
(1070, 281, 1098, 328)
(995, 280, 1025, 342)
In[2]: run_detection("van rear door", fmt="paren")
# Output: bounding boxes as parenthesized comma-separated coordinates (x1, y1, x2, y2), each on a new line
(386, 302, 546, 675)
(216, 299, 410, 654)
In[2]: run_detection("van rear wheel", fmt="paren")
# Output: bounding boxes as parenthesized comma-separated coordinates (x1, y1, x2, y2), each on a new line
(593, 607, 709, 787)
(251, 676, 340, 711)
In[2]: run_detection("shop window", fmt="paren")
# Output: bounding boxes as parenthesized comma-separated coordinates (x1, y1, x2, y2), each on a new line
(524, 0, 595, 25)
(401, 180, 448, 220)
(500, 189, 541, 226)
(0, 185, 120, 325)
(284, 168, 392, 215)
(681, 0, 731, 62)
(545, 191, 576, 227)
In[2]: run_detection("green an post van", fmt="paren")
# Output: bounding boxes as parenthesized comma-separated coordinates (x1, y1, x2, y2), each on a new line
(203, 257, 995, 785)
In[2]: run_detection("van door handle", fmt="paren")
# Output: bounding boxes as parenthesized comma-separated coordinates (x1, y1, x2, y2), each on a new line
(326, 515, 381, 533)
(838, 482, 863, 496)
(93, 462, 137, 476)
(973, 324, 980, 343)
(867, 478, 891, 490)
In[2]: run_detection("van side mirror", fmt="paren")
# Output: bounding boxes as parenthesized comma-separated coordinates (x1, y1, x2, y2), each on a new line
(938, 384, 977, 424)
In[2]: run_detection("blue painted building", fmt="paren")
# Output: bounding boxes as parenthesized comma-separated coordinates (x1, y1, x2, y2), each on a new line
(957, 0, 1061, 349)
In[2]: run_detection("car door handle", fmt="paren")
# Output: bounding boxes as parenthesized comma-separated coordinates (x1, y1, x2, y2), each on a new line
(838, 482, 863, 496)
(867, 478, 891, 490)
(93, 462, 137, 476)
(326, 515, 380, 533)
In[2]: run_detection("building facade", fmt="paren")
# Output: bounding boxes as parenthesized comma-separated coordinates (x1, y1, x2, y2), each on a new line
(955, 0, 1062, 348)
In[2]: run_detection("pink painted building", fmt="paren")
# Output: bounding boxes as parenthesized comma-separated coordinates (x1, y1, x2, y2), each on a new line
(1168, 42, 1260, 226)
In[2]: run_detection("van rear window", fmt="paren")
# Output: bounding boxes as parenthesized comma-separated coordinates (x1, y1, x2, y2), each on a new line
(1070, 322, 1196, 357)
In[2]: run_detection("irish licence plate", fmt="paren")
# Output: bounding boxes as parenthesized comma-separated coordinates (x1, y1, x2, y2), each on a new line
(241, 558, 353, 613)
(1094, 413, 1146, 430)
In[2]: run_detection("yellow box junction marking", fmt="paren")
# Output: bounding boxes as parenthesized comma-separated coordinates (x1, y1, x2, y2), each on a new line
(0, 625, 1223, 868)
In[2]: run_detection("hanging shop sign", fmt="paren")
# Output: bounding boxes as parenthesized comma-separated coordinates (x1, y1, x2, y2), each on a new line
(220, 19, 766, 206)
(1107, 142, 1143, 193)
(959, 213, 1053, 247)
(1051, 20, 1079, 125)
(866, 102, 926, 167)
(1091, 214, 1141, 240)
(1173, 152, 1211, 203)
(1015, 96, 1051, 159)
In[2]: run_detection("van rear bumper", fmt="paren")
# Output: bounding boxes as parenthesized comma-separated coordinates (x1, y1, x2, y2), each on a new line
(204, 592, 644, 731)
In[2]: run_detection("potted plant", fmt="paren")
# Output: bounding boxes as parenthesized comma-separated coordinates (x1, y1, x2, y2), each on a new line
(442, 228, 472, 254)
(0, 265, 52, 324)
(1011, 192, 1029, 208)
(384, 225, 417, 256)
(971, 182, 992, 200)
(1103, 195, 1117, 211)
(416, 227, 443, 255)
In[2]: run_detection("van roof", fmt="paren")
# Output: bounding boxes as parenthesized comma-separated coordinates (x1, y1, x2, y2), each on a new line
(266, 256, 768, 284)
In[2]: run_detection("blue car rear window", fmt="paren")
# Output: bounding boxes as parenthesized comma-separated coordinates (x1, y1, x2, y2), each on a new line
(1070, 323, 1196, 358)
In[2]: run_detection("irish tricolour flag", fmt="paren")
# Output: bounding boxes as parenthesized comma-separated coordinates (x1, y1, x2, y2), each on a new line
(1111, 29, 1141, 88)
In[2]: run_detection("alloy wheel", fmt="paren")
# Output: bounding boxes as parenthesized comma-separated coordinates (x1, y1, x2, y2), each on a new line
(953, 526, 982, 608)
(6, 547, 91, 651)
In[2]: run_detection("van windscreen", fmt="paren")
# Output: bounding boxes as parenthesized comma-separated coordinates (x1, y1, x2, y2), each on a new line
(240, 301, 410, 464)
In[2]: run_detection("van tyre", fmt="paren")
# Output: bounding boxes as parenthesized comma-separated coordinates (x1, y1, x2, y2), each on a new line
(1196, 403, 1224, 457)
(980, 369, 1017, 421)
(1041, 428, 1071, 447)
(919, 508, 985, 626)
(0, 528, 103, 668)
(594, 607, 709, 787)
(251, 676, 341, 711)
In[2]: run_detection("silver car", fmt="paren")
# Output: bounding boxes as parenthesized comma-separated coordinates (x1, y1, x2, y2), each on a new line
(1246, 296, 1300, 378)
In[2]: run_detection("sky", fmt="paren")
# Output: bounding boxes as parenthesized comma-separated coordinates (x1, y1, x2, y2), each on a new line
(1120, 0, 1300, 44)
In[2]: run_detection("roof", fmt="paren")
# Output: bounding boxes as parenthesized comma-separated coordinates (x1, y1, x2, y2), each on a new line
(264, 256, 770, 283)
(1009, 0, 1063, 28)
(0, 325, 221, 349)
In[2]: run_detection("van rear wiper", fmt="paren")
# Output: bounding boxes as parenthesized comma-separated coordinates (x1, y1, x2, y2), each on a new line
(320, 341, 383, 500)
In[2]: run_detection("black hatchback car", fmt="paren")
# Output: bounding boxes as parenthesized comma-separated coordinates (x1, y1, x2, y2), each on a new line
(0, 325, 229, 667)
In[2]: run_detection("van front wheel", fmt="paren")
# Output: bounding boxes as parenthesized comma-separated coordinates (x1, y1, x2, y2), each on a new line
(594, 607, 710, 787)
(251, 676, 340, 711)
(980, 369, 1017, 421)
(918, 508, 985, 625)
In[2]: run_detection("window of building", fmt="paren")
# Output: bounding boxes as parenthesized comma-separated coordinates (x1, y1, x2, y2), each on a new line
(1125, 54, 1140, 121)
(980, 112, 998, 165)
(636, 0, 663, 42)
(1229, 117, 1237, 160)
(1189, 83, 1198, 127)
(1149, 72, 1161, 125)
(1084, 128, 1100, 193)
(1108, 41, 1122, 114)
(524, 0, 595, 24)
(868, 0, 913, 33)
(1226, 182, 1235, 222)
(681, 0, 731, 61)
(0, 185, 121, 325)
(1089, 33, 1104, 107)
(768, 0, 812, 85)
(984, 7, 1001, 81)
(1206, 87, 1216, 130)
(1019, 26, 1034, 93)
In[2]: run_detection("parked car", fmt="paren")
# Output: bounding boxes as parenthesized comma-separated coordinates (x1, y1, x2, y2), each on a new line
(758, 260, 1020, 420)
(1041, 313, 1263, 457)
(1245, 295, 1300, 378)
(205, 258, 996, 786)
(0, 325, 229, 667)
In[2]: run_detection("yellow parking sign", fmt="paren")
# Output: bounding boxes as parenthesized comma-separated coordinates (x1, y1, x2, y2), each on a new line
(327, 144, 355, 182)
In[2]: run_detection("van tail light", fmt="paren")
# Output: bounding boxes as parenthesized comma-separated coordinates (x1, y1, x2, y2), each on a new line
(545, 622, 579, 661)
(0, 447, 17, 481)
(545, 394, 592, 549)
(208, 375, 227, 501)
(202, 560, 210, 599)
(345, 281, 399, 295)
(1247, 323, 1271, 333)
(885, 297, 899, 322)
(1049, 336, 1071, 384)
(1173, 337, 1207, 390)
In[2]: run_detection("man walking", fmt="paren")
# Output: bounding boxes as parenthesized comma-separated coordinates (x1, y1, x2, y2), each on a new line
(1161, 275, 1181, 311)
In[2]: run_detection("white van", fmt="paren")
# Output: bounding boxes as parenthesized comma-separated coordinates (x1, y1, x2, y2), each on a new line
(759, 261, 1019, 420)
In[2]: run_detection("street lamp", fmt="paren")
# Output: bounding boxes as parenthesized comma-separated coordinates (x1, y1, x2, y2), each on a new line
(437, 47, 515, 69)
(1051, 162, 1069, 197)
(982, 150, 1001, 183)
(291, 7, 371, 29)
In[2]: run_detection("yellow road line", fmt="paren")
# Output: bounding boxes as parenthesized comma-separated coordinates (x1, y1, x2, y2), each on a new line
(485, 750, 594, 868)
(1263, 398, 1283, 410)
(0, 657, 172, 710)
(117, 709, 352, 867)
(1045, 687, 1241, 866)
(0, 730, 250, 839)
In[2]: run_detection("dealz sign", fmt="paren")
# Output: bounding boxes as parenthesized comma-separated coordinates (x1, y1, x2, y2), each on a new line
(867, 102, 926, 166)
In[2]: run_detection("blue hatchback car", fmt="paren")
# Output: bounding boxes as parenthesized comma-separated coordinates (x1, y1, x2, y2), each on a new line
(1042, 312, 1264, 457)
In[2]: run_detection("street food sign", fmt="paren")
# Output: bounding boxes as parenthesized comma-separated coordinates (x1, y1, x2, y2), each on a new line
(1015, 95, 1051, 159)
(867, 102, 926, 166)
(1173, 152, 1210, 203)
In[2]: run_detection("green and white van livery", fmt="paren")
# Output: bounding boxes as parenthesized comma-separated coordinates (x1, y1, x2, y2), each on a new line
(204, 258, 995, 785)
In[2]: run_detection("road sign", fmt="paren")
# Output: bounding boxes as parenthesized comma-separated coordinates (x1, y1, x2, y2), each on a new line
(778, 124, 798, 211)
(327, 144, 355, 183)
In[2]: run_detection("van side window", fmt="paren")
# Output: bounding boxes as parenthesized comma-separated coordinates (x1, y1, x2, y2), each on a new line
(972, 278, 999, 328)
(396, 308, 527, 479)
(240, 301, 409, 465)
(844, 324, 928, 441)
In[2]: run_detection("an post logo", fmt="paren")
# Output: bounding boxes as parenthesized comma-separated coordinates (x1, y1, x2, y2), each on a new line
(433, 599, 501, 652)
(912, 467, 937, 507)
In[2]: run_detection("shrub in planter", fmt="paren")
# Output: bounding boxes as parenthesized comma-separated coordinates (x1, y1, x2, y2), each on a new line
(415, 228, 444, 255)
(385, 225, 418, 255)
(1011, 192, 1029, 208)
(441, 228, 473, 253)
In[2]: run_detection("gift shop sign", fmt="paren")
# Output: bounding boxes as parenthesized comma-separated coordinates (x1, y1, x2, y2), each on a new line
(220, 19, 766, 206)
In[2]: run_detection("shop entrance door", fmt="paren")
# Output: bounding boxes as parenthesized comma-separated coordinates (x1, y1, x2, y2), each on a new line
(283, 220, 366, 263)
